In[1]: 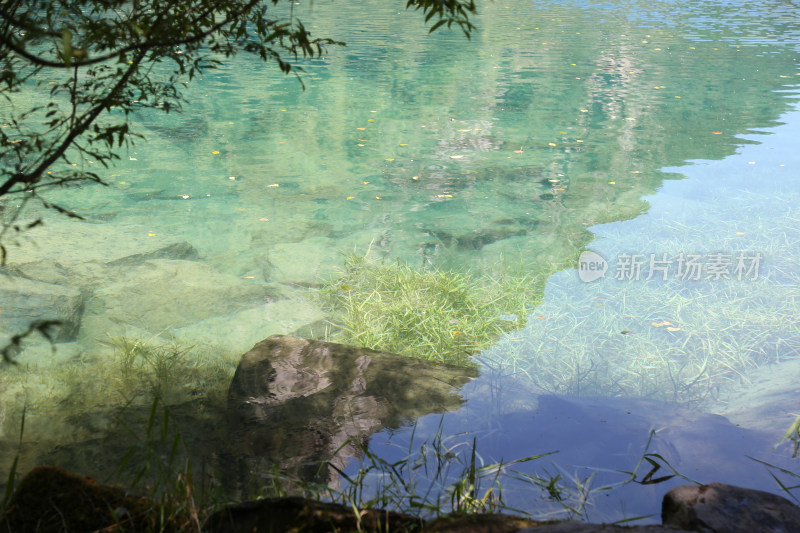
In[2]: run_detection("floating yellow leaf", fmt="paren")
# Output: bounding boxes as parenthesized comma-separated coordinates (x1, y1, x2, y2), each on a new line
(580, 109, 589, 112)
(548, 142, 557, 146)
(553, 187, 565, 191)
(514, 149, 524, 153)
(259, 218, 269, 221)
(449, 154, 464, 159)
(243, 276, 255, 279)
(399, 143, 408, 146)
(412, 176, 419, 180)
(267, 183, 279, 187)
(666, 326, 681, 332)
(357, 127, 366, 130)
(608, 181, 616, 185)
(436, 194, 453, 198)
(712, 131, 722, 134)
(212, 150, 220, 154)
(147, 232, 156, 237)
(375, 196, 382, 200)
(346, 196, 355, 200)
(576, 139, 583, 143)
(651, 320, 673, 328)
(386, 158, 395, 162)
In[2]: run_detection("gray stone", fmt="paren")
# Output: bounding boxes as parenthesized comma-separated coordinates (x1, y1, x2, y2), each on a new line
(0, 274, 84, 341)
(224, 335, 477, 486)
(662, 482, 800, 533)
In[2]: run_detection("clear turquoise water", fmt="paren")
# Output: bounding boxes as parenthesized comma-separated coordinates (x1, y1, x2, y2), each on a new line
(2, 0, 800, 522)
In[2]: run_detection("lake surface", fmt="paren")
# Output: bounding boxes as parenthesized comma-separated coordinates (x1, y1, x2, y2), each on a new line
(2, 0, 800, 523)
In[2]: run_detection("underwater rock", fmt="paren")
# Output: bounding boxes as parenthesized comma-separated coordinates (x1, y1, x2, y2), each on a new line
(79, 259, 285, 340)
(2, 219, 197, 289)
(662, 482, 800, 532)
(0, 274, 83, 342)
(225, 335, 477, 485)
(420, 214, 536, 250)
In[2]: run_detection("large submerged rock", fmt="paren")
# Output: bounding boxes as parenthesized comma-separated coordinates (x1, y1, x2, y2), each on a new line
(79, 259, 285, 340)
(2, 219, 197, 289)
(225, 335, 477, 484)
(0, 275, 83, 342)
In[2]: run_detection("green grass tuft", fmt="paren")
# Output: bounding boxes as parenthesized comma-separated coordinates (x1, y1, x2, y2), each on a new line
(320, 253, 545, 367)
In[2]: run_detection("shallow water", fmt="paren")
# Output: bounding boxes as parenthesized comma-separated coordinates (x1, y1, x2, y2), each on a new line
(2, 0, 800, 522)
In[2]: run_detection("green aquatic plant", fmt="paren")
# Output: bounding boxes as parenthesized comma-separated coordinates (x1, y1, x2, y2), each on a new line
(98, 335, 237, 409)
(320, 253, 545, 367)
(0, 335, 237, 491)
(482, 185, 800, 408)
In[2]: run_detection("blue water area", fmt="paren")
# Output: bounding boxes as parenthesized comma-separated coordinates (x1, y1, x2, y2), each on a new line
(2, 0, 800, 522)
(358, 100, 800, 522)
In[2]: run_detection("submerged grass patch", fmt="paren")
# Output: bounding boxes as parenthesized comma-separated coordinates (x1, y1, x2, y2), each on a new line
(482, 187, 800, 408)
(320, 253, 545, 367)
(0, 336, 238, 483)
